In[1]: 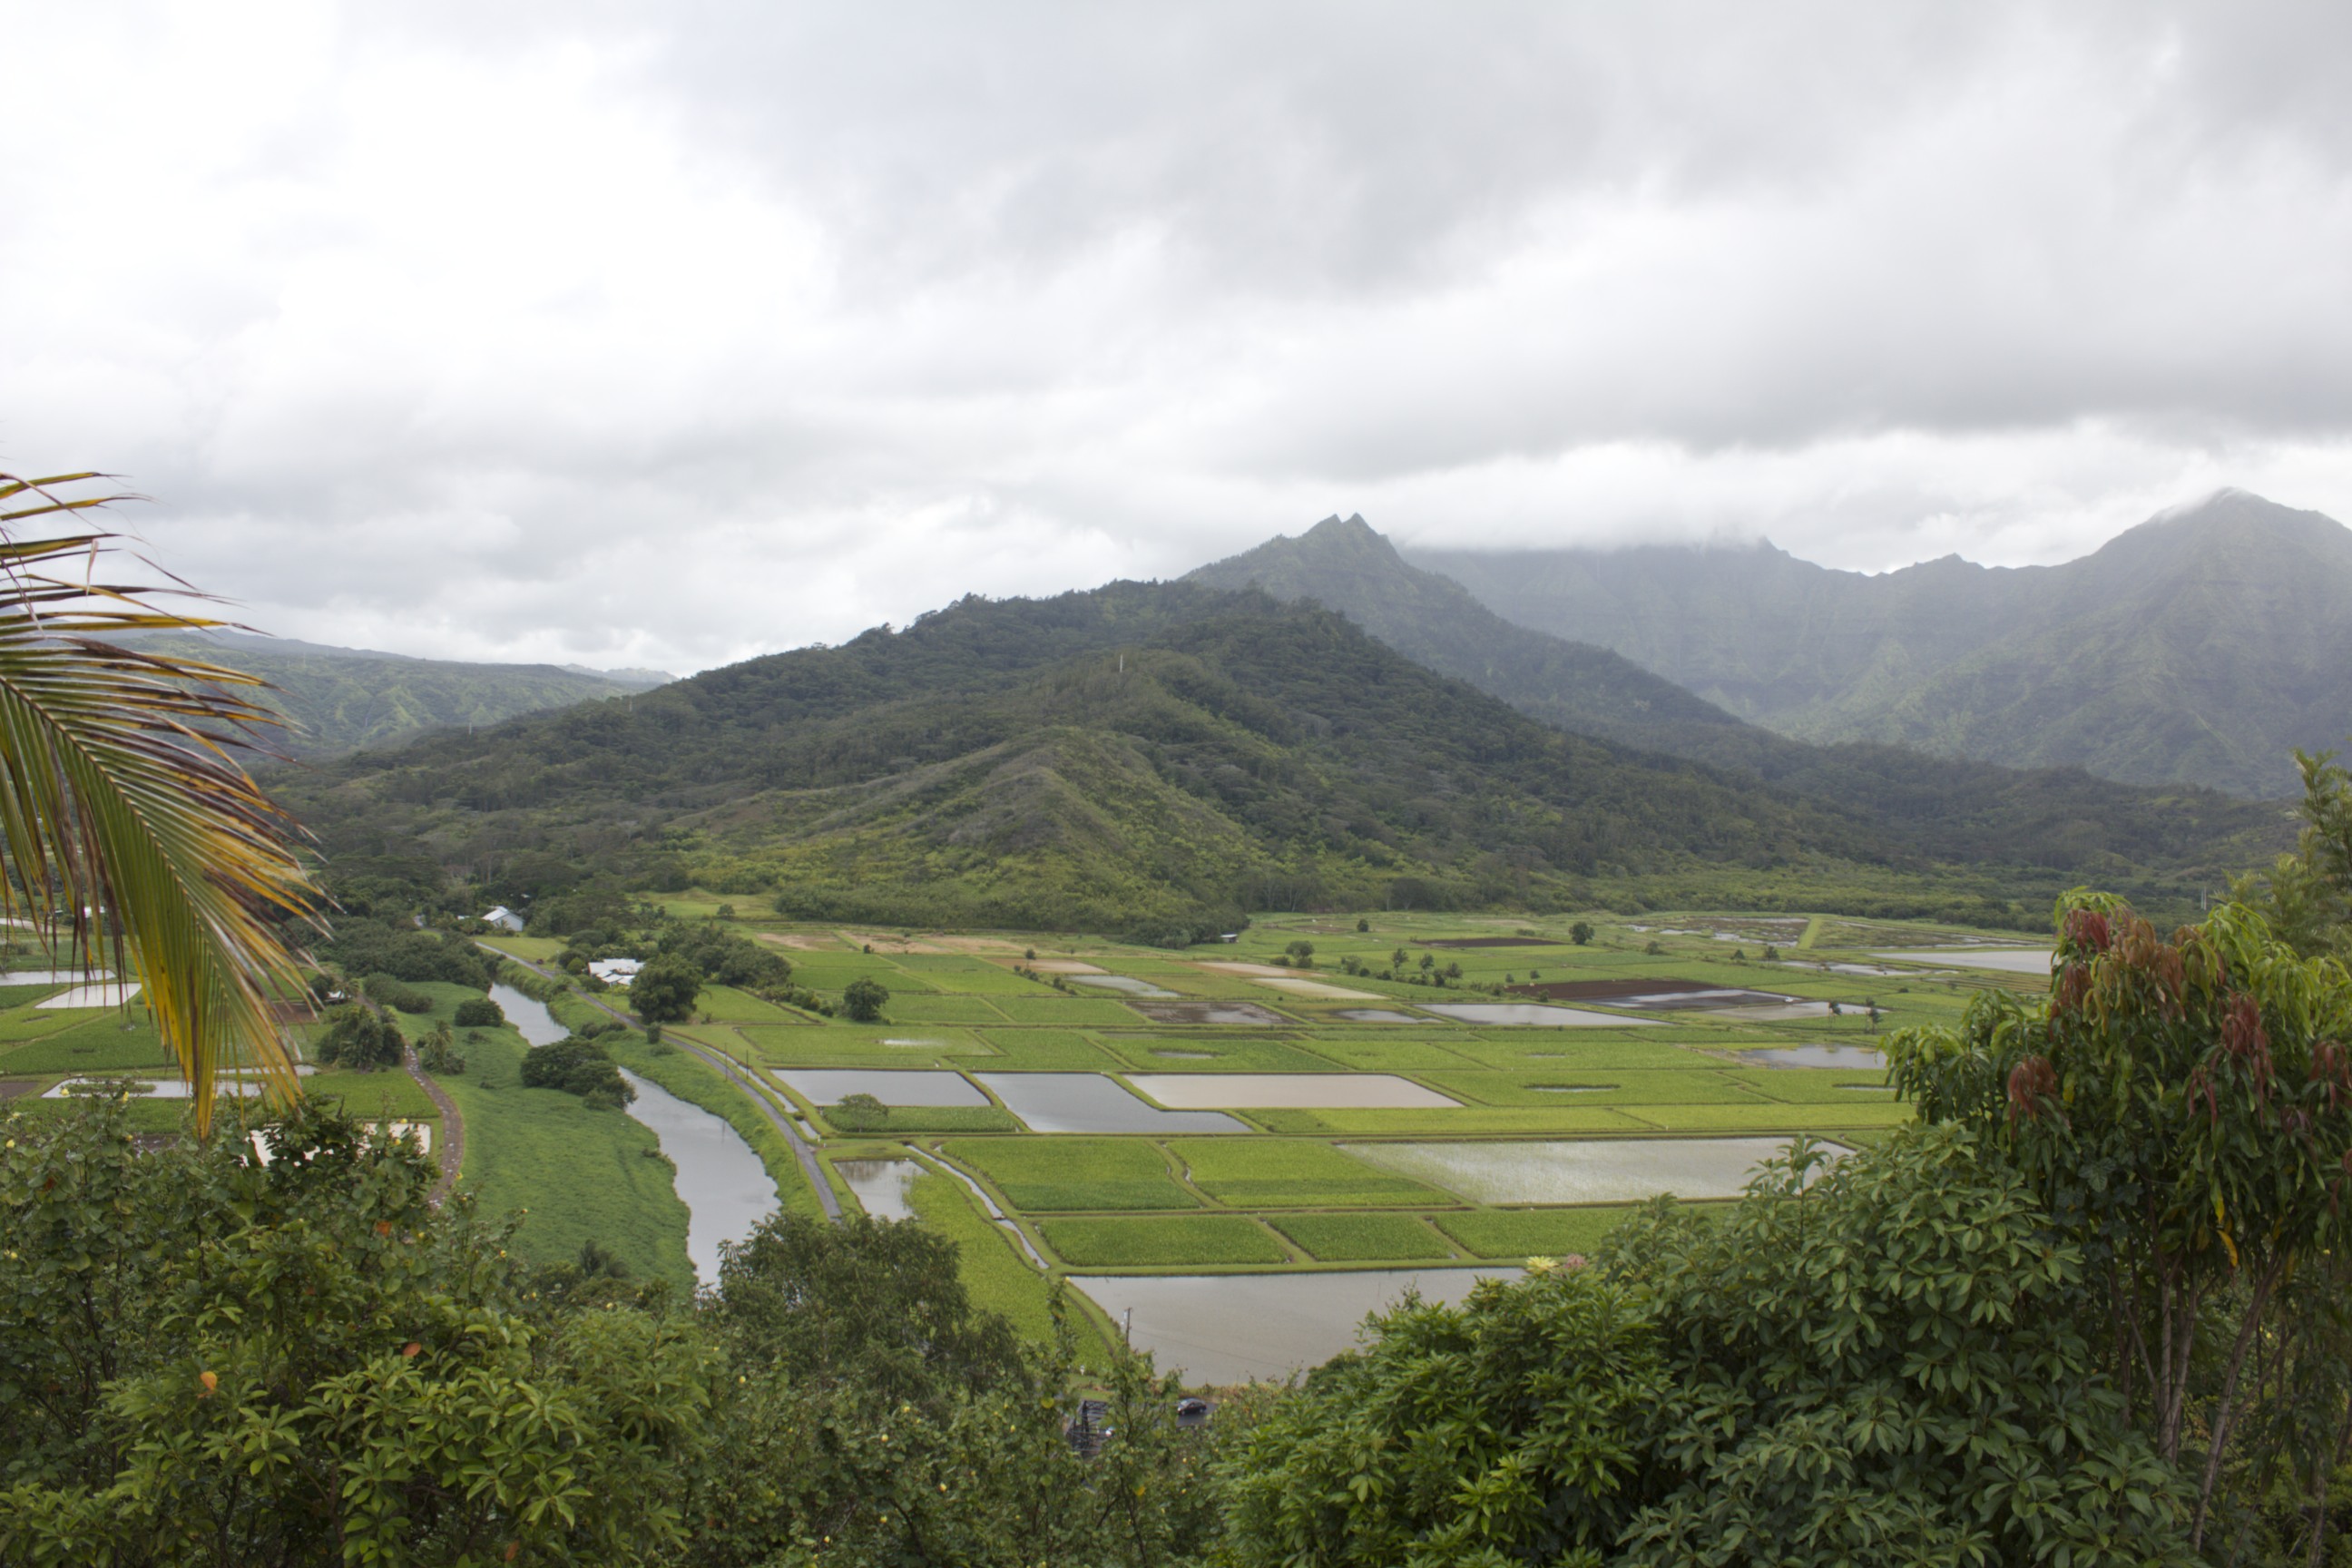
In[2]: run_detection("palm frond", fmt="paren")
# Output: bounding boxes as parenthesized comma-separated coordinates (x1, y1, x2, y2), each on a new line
(0, 472, 321, 1133)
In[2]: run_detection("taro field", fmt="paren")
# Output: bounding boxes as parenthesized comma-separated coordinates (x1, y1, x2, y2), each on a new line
(516, 905, 2055, 1380)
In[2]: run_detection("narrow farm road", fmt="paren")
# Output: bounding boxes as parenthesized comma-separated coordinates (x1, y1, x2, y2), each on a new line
(482, 946, 842, 1220)
(400, 1044, 464, 1204)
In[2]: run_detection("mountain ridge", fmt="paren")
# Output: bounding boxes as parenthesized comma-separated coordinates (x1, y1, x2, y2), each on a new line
(1407, 489, 2352, 796)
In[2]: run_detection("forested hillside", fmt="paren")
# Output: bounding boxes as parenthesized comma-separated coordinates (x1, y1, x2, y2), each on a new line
(277, 580, 2276, 935)
(1191, 517, 2283, 877)
(1410, 490, 2352, 797)
(136, 629, 669, 759)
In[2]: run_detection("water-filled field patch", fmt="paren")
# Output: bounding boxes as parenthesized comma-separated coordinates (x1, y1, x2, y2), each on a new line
(1169, 1139, 1449, 1208)
(1269, 1213, 1455, 1261)
(1344, 1136, 1847, 1204)
(991, 997, 1150, 1026)
(1251, 978, 1385, 1000)
(1124, 1000, 1290, 1026)
(1042, 1215, 1287, 1268)
(1069, 1269, 1518, 1385)
(835, 1157, 922, 1221)
(1419, 1004, 1661, 1027)
(1707, 1001, 1838, 1022)
(1873, 948, 2052, 975)
(944, 1137, 1199, 1211)
(38, 982, 142, 1010)
(1152, 1049, 1214, 1059)
(1069, 975, 1177, 998)
(1734, 1044, 1885, 1071)
(1129, 1073, 1459, 1110)
(773, 1068, 986, 1107)
(975, 1072, 1246, 1133)
(1421, 1069, 1764, 1107)
(1330, 1009, 1423, 1024)
(1250, 1105, 1650, 1136)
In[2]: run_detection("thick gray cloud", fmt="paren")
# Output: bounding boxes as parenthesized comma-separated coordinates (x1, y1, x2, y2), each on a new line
(3, 1, 2351, 669)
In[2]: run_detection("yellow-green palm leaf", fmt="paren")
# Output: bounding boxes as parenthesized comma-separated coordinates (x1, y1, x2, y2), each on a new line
(0, 472, 321, 1133)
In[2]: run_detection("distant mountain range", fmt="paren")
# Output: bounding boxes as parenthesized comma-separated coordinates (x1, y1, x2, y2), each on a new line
(1186, 518, 2277, 873)
(1406, 489, 2352, 799)
(135, 630, 671, 760)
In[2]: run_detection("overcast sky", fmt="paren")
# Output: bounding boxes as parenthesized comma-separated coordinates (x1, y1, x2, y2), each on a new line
(6, 2, 2352, 672)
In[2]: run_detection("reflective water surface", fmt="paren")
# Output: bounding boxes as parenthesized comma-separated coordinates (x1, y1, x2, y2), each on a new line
(617, 1068, 776, 1284)
(1070, 1269, 1521, 1386)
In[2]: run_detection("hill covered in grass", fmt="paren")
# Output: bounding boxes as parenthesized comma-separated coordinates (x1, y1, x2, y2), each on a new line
(274, 579, 2277, 936)
(1409, 490, 2352, 798)
(137, 629, 671, 760)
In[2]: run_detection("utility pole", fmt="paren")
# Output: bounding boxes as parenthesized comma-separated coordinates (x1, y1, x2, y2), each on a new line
(1122, 1307, 1132, 1347)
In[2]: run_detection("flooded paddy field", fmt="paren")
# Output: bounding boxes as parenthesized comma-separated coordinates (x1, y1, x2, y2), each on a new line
(1068, 975, 1178, 998)
(1126, 1073, 1460, 1109)
(1070, 1269, 1520, 1385)
(835, 1157, 923, 1220)
(773, 1068, 989, 1106)
(1736, 1044, 1886, 1071)
(1874, 948, 2053, 975)
(975, 1072, 1247, 1133)
(1125, 999, 1291, 1025)
(1347, 1136, 1847, 1205)
(1418, 1003, 1662, 1027)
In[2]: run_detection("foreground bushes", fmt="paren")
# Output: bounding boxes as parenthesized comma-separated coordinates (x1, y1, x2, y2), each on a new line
(1218, 1126, 2192, 1567)
(0, 1101, 1236, 1567)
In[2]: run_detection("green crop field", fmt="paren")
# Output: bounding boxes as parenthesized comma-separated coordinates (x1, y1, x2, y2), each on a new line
(421, 1007, 696, 1290)
(1430, 1208, 1635, 1259)
(0, 1014, 176, 1073)
(943, 1137, 1200, 1211)
(1040, 1214, 1289, 1268)
(1270, 1213, 1457, 1262)
(1168, 1139, 1448, 1209)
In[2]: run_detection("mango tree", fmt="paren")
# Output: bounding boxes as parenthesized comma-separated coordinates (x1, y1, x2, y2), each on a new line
(1887, 894, 2352, 1553)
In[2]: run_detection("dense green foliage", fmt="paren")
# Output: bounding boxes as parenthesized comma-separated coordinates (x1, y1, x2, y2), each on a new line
(1890, 895, 2352, 1553)
(0, 1099, 710, 1564)
(451, 995, 504, 1028)
(360, 972, 434, 1014)
(0, 1104, 1242, 1566)
(312, 1004, 403, 1070)
(1218, 1129, 2193, 1567)
(840, 976, 889, 1022)
(516, 1034, 634, 1107)
(628, 954, 703, 1024)
(1415, 490, 2352, 798)
(320, 918, 490, 990)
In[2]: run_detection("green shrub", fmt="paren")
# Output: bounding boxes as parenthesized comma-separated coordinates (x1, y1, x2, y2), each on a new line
(313, 1004, 403, 1071)
(360, 973, 433, 1014)
(520, 1036, 634, 1109)
(452, 995, 504, 1028)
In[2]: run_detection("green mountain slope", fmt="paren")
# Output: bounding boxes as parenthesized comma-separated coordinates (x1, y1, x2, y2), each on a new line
(1410, 490, 2352, 798)
(136, 630, 671, 760)
(1188, 516, 2281, 876)
(273, 580, 2278, 936)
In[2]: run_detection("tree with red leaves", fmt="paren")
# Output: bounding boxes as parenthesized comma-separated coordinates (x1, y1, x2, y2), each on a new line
(1889, 891, 2352, 1557)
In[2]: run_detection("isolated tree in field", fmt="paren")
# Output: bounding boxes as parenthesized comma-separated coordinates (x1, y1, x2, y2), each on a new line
(1285, 938, 1315, 967)
(0, 472, 319, 1131)
(629, 951, 703, 1023)
(840, 976, 890, 1022)
(1570, 920, 1594, 946)
(313, 1004, 401, 1071)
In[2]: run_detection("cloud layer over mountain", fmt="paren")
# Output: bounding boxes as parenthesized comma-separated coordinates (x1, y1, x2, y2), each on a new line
(6, 2, 2352, 670)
